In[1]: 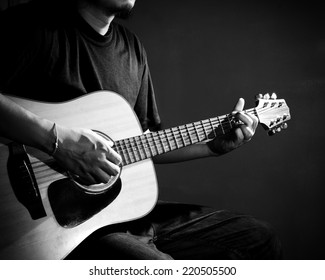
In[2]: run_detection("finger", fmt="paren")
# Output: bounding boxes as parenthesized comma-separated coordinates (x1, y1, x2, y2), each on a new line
(89, 130, 121, 165)
(236, 112, 253, 127)
(238, 125, 254, 141)
(236, 112, 259, 131)
(106, 145, 122, 166)
(233, 127, 245, 144)
(100, 159, 121, 177)
(89, 167, 114, 184)
(233, 98, 245, 113)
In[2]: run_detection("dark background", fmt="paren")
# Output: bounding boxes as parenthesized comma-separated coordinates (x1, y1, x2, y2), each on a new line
(2, 0, 325, 259)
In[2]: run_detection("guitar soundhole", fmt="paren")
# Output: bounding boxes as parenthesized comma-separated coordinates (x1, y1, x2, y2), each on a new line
(48, 178, 121, 228)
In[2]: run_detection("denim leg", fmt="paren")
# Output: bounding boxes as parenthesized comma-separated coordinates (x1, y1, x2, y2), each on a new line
(149, 201, 282, 259)
(66, 219, 172, 260)
(67, 200, 282, 260)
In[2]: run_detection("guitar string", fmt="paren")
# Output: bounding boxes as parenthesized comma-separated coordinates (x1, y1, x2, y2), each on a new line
(30, 105, 279, 170)
(30, 105, 286, 172)
(114, 124, 224, 162)
(29, 106, 279, 172)
(29, 120, 227, 176)
(113, 108, 259, 161)
(112, 105, 287, 164)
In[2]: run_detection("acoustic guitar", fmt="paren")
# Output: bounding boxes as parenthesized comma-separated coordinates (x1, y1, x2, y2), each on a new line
(0, 91, 290, 259)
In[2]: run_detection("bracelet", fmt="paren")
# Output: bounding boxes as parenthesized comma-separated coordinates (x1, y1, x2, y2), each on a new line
(50, 123, 59, 156)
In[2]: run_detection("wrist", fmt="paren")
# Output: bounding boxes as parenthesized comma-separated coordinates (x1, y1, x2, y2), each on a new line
(38, 119, 58, 155)
(206, 140, 226, 157)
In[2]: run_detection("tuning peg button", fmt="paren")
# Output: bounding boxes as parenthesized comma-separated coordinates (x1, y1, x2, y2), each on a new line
(264, 93, 270, 99)
(281, 123, 288, 129)
(255, 94, 263, 100)
(271, 92, 277, 99)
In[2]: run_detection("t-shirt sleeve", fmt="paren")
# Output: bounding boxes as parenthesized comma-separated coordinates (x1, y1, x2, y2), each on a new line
(133, 48, 161, 132)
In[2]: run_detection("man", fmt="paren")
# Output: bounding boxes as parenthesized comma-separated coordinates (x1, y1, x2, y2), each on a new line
(0, 0, 282, 259)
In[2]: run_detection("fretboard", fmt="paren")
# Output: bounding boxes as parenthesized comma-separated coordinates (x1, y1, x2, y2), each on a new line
(113, 108, 256, 166)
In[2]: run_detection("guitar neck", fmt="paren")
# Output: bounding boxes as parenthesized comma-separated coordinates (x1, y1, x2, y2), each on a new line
(114, 108, 257, 166)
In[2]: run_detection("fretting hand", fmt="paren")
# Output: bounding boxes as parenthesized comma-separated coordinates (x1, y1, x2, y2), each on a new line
(207, 98, 259, 155)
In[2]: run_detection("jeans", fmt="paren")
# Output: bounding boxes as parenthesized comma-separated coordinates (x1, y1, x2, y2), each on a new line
(67, 201, 282, 259)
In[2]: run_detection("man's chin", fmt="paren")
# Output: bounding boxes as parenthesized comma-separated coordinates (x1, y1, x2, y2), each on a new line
(106, 3, 134, 19)
(115, 8, 133, 19)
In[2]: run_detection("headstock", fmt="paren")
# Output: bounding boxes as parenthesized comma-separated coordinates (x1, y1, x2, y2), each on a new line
(255, 93, 291, 136)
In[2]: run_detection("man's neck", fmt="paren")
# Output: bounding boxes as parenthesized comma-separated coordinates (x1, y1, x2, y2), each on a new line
(78, 2, 115, 36)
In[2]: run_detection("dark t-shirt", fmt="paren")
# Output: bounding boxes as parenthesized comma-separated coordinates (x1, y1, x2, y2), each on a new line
(0, 1, 160, 131)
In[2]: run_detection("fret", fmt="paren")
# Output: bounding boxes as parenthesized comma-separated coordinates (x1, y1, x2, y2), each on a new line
(156, 131, 164, 153)
(168, 128, 178, 150)
(132, 136, 141, 160)
(128, 137, 140, 162)
(193, 122, 201, 142)
(192, 123, 200, 143)
(144, 134, 154, 157)
(122, 140, 132, 165)
(136, 135, 147, 160)
(226, 114, 233, 129)
(134, 137, 143, 161)
(171, 127, 179, 149)
(163, 129, 174, 151)
(208, 118, 217, 139)
(174, 127, 183, 148)
(162, 129, 172, 151)
(183, 124, 193, 144)
(152, 131, 163, 155)
(201, 120, 209, 140)
(148, 132, 158, 156)
(178, 125, 186, 146)
(142, 135, 150, 159)
(123, 138, 134, 163)
(217, 116, 225, 135)
(206, 118, 214, 136)
(114, 142, 128, 166)
(163, 131, 171, 152)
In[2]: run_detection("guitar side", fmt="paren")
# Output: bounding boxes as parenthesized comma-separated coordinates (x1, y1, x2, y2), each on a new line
(0, 91, 158, 259)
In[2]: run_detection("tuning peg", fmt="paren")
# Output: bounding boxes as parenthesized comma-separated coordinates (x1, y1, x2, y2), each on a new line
(270, 119, 275, 127)
(271, 92, 277, 99)
(283, 113, 290, 120)
(264, 93, 270, 99)
(268, 129, 276, 136)
(281, 123, 288, 130)
(255, 94, 263, 101)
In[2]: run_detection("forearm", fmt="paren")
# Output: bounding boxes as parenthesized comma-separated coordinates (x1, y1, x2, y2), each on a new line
(152, 142, 219, 164)
(0, 93, 55, 153)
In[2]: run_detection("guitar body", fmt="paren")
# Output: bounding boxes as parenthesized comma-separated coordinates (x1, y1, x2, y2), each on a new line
(0, 91, 158, 259)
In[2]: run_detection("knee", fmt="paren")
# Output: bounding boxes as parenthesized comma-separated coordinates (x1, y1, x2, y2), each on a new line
(248, 218, 283, 259)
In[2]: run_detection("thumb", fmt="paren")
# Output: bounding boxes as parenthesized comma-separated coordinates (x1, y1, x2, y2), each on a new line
(233, 98, 245, 113)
